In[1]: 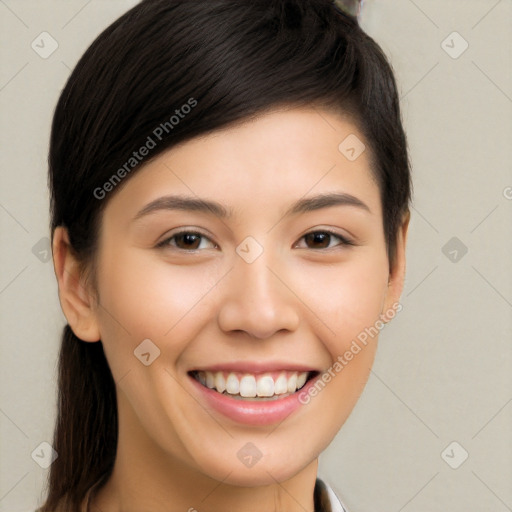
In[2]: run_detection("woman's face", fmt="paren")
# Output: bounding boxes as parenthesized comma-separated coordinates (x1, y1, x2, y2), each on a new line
(85, 107, 407, 486)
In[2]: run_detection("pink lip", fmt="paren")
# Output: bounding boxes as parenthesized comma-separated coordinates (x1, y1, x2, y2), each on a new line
(188, 371, 320, 426)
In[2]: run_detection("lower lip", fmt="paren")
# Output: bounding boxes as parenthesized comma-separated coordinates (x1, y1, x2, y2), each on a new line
(188, 373, 320, 426)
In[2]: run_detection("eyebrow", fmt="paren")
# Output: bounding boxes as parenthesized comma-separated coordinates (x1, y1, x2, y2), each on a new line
(133, 192, 371, 221)
(133, 196, 231, 220)
(286, 192, 371, 216)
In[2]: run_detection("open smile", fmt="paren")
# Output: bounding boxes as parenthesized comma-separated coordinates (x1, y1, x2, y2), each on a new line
(190, 369, 317, 400)
(187, 367, 321, 425)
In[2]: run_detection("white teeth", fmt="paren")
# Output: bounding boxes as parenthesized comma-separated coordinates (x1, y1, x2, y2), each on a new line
(214, 372, 226, 393)
(195, 370, 311, 398)
(239, 375, 257, 397)
(274, 372, 288, 395)
(287, 373, 297, 393)
(296, 372, 308, 389)
(206, 372, 215, 389)
(256, 375, 275, 397)
(226, 373, 240, 394)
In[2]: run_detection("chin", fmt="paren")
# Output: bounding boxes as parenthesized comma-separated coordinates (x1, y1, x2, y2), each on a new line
(188, 442, 317, 487)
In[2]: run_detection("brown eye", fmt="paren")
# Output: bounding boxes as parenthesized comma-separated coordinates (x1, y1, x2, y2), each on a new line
(159, 231, 217, 251)
(298, 230, 354, 250)
(174, 233, 202, 249)
(305, 232, 331, 249)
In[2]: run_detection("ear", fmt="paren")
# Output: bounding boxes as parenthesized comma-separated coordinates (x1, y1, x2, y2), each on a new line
(381, 210, 410, 318)
(52, 226, 101, 342)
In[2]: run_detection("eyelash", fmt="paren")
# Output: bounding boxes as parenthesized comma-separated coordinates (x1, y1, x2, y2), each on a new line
(157, 229, 356, 252)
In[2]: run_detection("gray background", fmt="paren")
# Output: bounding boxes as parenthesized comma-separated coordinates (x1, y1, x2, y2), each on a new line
(0, 1, 511, 511)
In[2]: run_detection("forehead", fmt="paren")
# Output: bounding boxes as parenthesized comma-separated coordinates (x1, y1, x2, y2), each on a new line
(103, 107, 381, 225)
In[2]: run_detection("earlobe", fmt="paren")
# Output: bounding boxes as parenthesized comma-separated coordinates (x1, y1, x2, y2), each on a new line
(52, 227, 101, 342)
(382, 210, 410, 317)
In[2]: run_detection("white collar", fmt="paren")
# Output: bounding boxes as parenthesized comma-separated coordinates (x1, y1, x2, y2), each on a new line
(324, 480, 349, 512)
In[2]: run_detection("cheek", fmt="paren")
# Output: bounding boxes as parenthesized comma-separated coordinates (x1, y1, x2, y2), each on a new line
(96, 243, 389, 365)
(292, 254, 389, 427)
(94, 248, 224, 367)
(293, 249, 389, 348)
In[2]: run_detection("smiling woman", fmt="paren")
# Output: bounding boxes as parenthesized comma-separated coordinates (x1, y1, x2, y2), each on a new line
(41, 0, 412, 511)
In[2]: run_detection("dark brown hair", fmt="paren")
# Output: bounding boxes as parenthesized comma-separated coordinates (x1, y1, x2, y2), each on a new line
(42, 0, 412, 509)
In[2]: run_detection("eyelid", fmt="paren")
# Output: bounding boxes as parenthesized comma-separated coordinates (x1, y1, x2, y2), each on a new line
(294, 228, 356, 249)
(156, 228, 218, 249)
(156, 227, 356, 252)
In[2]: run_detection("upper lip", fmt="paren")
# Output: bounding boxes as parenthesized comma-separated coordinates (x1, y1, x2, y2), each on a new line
(189, 361, 321, 374)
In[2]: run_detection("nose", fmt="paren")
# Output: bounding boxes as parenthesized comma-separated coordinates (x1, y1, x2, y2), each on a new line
(217, 251, 300, 339)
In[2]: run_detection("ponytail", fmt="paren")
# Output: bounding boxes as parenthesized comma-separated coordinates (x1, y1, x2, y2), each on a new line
(39, 326, 117, 511)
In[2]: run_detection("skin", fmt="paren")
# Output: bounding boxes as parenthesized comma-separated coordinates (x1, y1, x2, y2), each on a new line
(53, 106, 409, 512)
